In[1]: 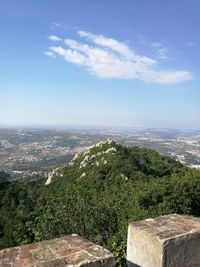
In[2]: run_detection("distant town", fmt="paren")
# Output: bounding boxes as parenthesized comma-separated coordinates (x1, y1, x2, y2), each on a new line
(0, 127, 200, 180)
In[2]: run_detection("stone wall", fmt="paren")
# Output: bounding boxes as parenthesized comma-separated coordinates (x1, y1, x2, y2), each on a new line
(0, 234, 115, 267)
(2, 213, 200, 267)
(127, 214, 200, 267)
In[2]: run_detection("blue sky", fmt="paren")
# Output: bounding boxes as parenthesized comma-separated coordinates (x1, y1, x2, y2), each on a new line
(1, 0, 199, 129)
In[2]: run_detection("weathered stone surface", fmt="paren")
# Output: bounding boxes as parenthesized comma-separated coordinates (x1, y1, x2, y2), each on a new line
(127, 214, 200, 267)
(0, 235, 115, 267)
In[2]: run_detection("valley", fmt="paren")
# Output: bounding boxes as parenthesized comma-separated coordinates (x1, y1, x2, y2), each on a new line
(0, 127, 200, 179)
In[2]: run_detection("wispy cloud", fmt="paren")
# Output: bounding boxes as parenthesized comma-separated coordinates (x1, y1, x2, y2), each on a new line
(51, 22, 60, 28)
(48, 35, 62, 42)
(151, 42, 170, 60)
(43, 51, 55, 58)
(45, 31, 193, 84)
(186, 42, 196, 47)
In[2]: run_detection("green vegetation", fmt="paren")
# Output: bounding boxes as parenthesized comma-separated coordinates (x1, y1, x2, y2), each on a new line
(0, 141, 200, 266)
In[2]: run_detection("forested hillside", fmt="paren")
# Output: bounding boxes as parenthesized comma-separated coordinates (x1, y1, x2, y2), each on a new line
(1, 141, 200, 266)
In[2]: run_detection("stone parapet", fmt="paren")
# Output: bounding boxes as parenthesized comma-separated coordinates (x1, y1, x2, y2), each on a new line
(127, 214, 200, 267)
(0, 234, 115, 267)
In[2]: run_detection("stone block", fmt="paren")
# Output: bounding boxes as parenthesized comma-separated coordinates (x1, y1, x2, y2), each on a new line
(0, 234, 115, 267)
(127, 214, 200, 267)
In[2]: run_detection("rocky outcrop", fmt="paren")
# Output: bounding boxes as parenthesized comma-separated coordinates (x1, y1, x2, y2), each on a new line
(45, 140, 116, 185)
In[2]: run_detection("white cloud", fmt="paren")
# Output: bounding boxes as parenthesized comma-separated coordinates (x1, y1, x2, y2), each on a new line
(140, 69, 192, 84)
(48, 35, 62, 42)
(78, 30, 135, 60)
(50, 46, 86, 64)
(45, 31, 193, 84)
(43, 51, 55, 58)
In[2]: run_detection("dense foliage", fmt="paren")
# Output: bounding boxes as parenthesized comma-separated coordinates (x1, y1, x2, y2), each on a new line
(0, 141, 200, 266)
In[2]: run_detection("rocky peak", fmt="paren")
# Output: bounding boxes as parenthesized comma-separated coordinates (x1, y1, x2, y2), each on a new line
(45, 140, 117, 185)
(69, 139, 117, 168)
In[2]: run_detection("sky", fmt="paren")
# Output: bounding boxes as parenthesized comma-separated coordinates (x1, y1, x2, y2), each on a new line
(0, 0, 200, 129)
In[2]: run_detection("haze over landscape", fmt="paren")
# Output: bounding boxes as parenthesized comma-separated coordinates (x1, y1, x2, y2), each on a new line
(1, 0, 199, 129)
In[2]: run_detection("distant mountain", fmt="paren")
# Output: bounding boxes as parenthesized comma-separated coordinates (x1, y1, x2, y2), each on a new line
(46, 139, 186, 185)
(142, 128, 200, 138)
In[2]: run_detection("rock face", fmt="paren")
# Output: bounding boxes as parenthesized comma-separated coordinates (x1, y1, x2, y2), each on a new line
(45, 139, 117, 185)
(127, 214, 200, 267)
(0, 234, 115, 267)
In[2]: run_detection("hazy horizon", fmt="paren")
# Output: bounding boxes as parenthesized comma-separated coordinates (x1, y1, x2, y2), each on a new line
(1, 122, 200, 132)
